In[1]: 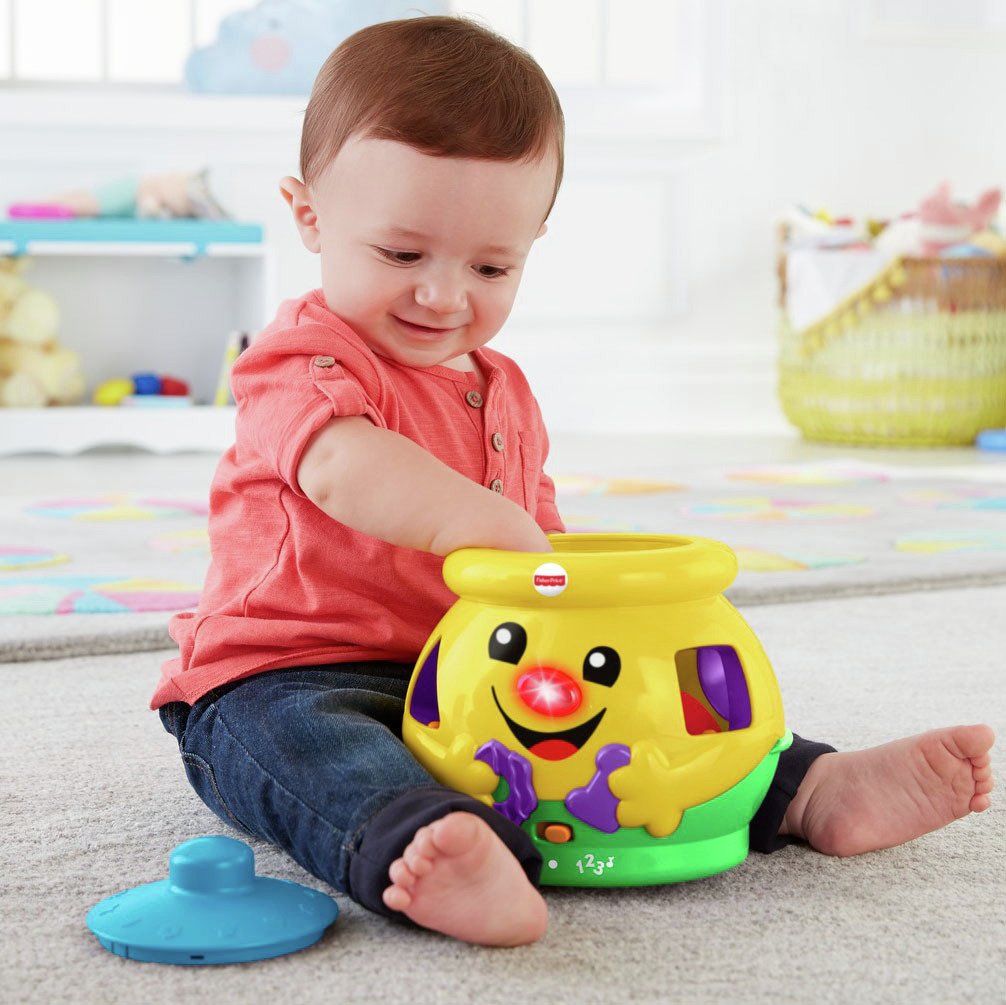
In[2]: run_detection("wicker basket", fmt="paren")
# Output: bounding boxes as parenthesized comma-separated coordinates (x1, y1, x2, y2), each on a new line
(777, 232, 1006, 446)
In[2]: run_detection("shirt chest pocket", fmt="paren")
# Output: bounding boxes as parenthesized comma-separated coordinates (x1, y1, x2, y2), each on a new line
(518, 430, 542, 514)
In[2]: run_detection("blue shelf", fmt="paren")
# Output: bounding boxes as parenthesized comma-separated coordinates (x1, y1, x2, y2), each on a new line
(0, 219, 264, 256)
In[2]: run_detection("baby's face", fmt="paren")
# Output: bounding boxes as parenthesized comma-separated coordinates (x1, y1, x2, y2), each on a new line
(303, 137, 556, 370)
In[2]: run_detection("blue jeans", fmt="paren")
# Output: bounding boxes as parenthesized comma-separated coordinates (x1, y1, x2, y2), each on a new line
(159, 664, 833, 918)
(158, 664, 541, 918)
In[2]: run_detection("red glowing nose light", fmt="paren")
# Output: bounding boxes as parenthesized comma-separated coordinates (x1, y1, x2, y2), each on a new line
(516, 668, 582, 717)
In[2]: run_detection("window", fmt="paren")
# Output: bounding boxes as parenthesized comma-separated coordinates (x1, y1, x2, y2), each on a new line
(0, 0, 724, 139)
(1, 0, 248, 83)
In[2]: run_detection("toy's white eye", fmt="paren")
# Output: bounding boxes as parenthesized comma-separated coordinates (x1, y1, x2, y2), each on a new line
(588, 651, 606, 668)
(495, 627, 512, 645)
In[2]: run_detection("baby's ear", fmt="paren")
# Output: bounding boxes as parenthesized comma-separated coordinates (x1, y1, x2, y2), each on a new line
(280, 176, 321, 254)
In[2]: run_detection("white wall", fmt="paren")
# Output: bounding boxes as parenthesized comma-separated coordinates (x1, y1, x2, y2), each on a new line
(1, 0, 1003, 435)
(688, 0, 1006, 318)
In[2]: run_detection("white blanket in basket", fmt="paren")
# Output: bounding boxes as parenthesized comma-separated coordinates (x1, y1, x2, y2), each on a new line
(786, 248, 887, 331)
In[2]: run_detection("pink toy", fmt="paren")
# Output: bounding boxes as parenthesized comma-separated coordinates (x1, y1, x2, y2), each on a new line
(917, 182, 1001, 255)
(8, 203, 76, 220)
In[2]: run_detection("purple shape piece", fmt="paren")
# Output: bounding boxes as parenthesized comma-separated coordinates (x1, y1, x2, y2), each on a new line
(408, 640, 440, 726)
(696, 646, 729, 719)
(696, 645, 752, 730)
(476, 739, 538, 826)
(564, 743, 631, 834)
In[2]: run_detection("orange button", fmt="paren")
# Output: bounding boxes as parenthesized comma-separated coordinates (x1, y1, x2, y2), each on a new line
(542, 824, 574, 844)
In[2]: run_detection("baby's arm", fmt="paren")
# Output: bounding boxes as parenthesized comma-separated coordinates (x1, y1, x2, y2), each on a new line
(298, 416, 551, 554)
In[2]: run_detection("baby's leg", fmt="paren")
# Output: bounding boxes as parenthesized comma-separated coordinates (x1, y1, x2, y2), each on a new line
(162, 664, 545, 944)
(382, 811, 547, 946)
(780, 724, 995, 857)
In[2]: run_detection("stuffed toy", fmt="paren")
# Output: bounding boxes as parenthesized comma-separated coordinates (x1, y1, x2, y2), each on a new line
(10, 169, 229, 221)
(916, 182, 1001, 255)
(184, 0, 445, 95)
(0, 259, 85, 407)
(876, 183, 1002, 258)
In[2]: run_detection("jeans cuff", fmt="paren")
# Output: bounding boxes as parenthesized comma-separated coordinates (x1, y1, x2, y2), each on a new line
(748, 733, 838, 854)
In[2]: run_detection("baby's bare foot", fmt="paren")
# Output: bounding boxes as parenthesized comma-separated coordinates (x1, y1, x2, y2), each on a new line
(780, 724, 995, 857)
(382, 811, 548, 946)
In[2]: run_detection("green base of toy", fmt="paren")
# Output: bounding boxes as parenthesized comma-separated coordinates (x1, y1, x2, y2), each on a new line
(526, 730, 793, 887)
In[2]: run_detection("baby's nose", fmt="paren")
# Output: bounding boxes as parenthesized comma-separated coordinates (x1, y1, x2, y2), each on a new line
(516, 667, 582, 718)
(415, 277, 467, 314)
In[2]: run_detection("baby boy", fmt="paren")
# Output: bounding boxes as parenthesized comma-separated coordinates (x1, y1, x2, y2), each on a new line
(154, 16, 994, 946)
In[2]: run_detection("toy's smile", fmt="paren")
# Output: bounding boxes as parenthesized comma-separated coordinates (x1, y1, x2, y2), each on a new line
(491, 686, 606, 761)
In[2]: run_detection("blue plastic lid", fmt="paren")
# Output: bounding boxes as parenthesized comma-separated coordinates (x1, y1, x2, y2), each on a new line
(86, 836, 339, 965)
(977, 428, 1006, 452)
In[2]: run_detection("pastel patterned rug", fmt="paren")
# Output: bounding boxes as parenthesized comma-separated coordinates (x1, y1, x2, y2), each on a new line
(552, 459, 1006, 603)
(0, 496, 207, 611)
(2, 458, 1005, 660)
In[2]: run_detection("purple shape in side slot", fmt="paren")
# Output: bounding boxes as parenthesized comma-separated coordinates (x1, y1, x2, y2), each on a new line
(696, 646, 729, 718)
(696, 645, 751, 730)
(476, 739, 538, 826)
(564, 743, 631, 833)
(408, 640, 440, 726)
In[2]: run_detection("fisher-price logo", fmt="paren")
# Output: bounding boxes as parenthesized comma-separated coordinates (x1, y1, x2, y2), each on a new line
(533, 562, 568, 597)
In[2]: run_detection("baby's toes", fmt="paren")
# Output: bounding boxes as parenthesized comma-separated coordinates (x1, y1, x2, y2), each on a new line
(970, 792, 991, 812)
(388, 856, 417, 890)
(410, 824, 436, 855)
(403, 839, 435, 877)
(383, 860, 416, 912)
(972, 759, 993, 784)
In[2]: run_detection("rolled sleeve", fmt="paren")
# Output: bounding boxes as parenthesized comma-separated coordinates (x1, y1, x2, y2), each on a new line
(232, 344, 382, 492)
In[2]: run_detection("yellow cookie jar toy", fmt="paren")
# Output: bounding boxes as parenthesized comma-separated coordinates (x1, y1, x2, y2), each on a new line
(403, 533, 792, 887)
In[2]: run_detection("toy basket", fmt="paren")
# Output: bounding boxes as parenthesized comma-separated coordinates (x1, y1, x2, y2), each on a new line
(777, 229, 1006, 446)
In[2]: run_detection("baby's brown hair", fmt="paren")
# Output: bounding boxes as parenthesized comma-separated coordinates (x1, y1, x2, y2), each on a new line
(300, 15, 565, 217)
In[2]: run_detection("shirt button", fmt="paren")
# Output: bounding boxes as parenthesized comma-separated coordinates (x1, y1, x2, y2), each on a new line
(465, 390, 483, 408)
(313, 355, 336, 368)
(491, 432, 505, 452)
(490, 478, 504, 493)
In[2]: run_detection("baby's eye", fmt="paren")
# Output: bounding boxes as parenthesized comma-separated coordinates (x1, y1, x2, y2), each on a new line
(474, 264, 510, 279)
(375, 247, 421, 265)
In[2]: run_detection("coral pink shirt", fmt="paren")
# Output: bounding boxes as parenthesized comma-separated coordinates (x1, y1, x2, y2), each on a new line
(151, 291, 563, 708)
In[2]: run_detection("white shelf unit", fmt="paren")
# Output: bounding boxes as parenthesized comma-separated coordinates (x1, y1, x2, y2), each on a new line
(0, 229, 273, 454)
(1, 404, 237, 455)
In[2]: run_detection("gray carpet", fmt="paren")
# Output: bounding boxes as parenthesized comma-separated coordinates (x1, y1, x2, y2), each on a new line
(4, 586, 1002, 1005)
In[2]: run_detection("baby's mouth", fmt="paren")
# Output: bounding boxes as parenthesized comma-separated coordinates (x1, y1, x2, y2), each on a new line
(393, 316, 459, 337)
(491, 686, 606, 760)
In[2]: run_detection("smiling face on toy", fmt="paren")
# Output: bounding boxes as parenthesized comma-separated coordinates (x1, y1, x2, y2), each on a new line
(404, 601, 729, 801)
(486, 620, 622, 762)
